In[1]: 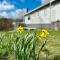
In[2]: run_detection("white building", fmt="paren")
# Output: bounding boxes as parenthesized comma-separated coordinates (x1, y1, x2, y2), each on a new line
(24, 0, 60, 30)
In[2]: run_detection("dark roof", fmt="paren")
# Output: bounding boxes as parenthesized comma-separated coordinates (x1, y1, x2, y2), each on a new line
(24, 0, 60, 16)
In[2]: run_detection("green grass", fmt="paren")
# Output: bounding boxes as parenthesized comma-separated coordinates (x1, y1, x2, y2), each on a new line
(45, 30, 60, 60)
(0, 30, 60, 60)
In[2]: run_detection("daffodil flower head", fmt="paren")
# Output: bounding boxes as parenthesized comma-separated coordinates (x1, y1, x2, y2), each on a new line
(17, 26, 24, 33)
(42, 29, 49, 35)
(38, 29, 49, 41)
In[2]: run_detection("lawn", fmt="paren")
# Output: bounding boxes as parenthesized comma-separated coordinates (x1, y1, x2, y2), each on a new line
(0, 30, 60, 60)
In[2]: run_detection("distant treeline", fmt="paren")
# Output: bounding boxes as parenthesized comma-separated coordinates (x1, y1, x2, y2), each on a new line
(0, 18, 24, 31)
(0, 18, 14, 31)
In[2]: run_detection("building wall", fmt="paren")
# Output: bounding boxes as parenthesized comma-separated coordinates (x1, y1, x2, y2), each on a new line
(39, 7, 50, 24)
(25, 6, 51, 24)
(51, 3, 60, 22)
(55, 3, 60, 21)
(25, 12, 40, 24)
(24, 2, 60, 29)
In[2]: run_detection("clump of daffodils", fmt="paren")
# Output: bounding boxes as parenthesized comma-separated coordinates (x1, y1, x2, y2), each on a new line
(38, 29, 49, 40)
(17, 26, 24, 33)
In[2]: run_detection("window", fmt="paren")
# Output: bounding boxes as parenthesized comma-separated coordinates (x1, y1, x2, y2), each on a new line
(28, 15, 30, 20)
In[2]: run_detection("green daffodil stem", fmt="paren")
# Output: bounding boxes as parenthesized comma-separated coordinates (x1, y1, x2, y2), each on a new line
(40, 40, 47, 51)
(38, 39, 47, 60)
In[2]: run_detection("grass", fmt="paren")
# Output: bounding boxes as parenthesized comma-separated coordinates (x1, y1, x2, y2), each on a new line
(45, 30, 60, 60)
(0, 30, 60, 60)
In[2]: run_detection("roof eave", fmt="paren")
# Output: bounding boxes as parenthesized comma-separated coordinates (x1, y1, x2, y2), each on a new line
(24, 0, 55, 16)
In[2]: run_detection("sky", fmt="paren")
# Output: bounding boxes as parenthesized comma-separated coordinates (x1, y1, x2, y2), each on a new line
(0, 0, 47, 19)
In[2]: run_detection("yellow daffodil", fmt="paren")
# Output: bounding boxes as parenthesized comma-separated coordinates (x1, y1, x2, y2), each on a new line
(38, 29, 49, 40)
(17, 26, 24, 33)
(42, 29, 49, 35)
